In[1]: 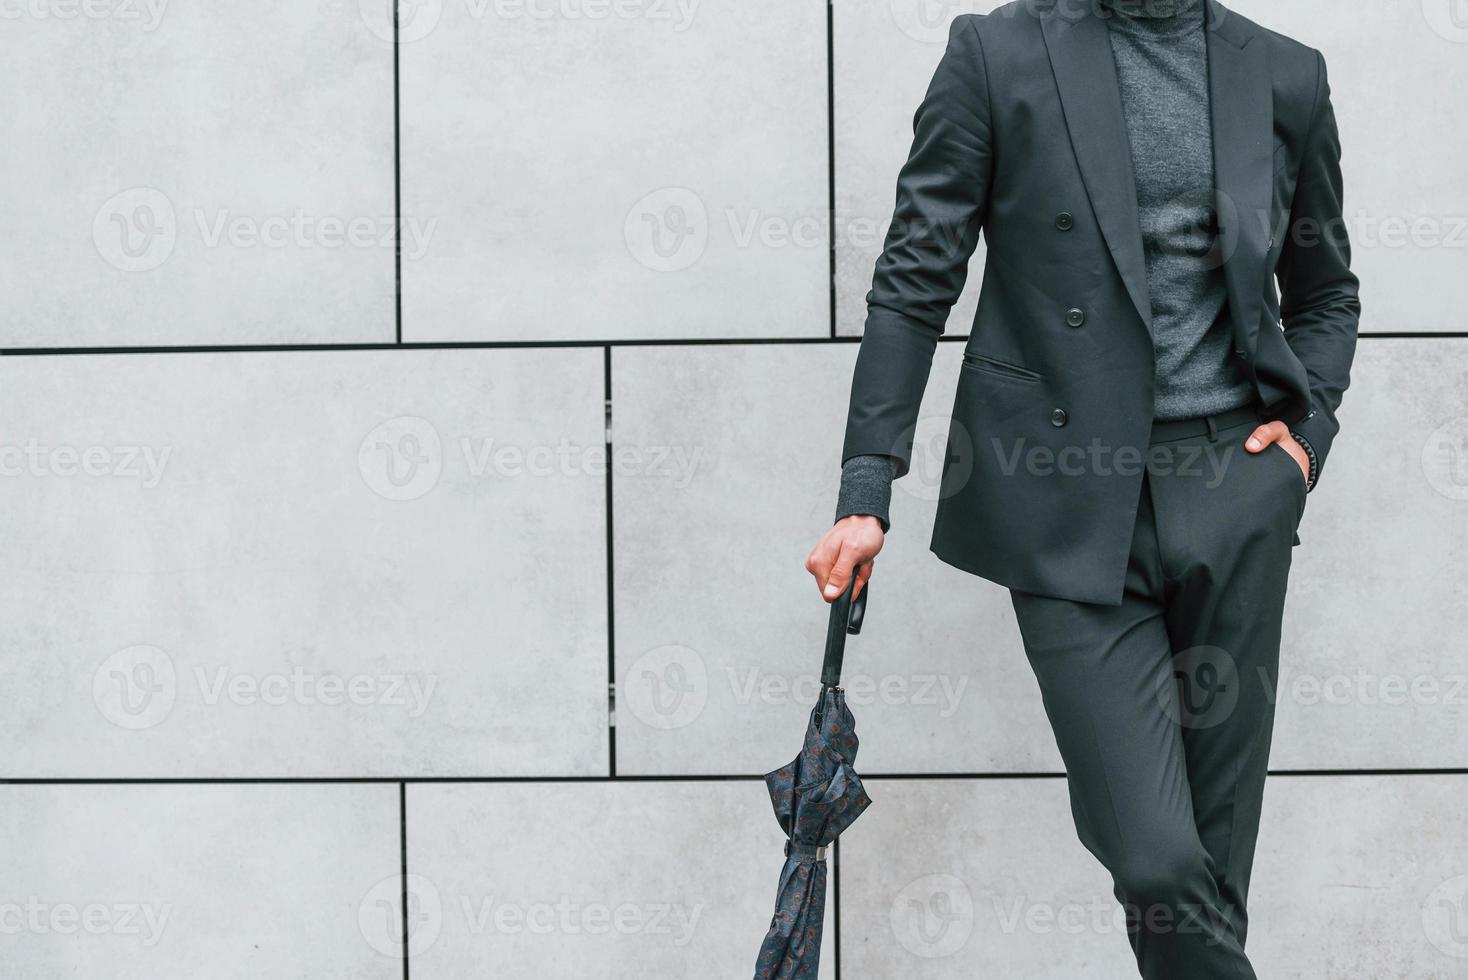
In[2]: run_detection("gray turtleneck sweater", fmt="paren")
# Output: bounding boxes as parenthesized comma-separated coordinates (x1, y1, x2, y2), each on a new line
(836, 0, 1257, 530)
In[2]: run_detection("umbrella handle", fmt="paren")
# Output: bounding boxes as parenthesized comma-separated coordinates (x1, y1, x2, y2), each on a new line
(820, 576, 867, 688)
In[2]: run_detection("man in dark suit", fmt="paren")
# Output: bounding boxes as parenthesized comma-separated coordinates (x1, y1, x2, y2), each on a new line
(804, 1, 1359, 976)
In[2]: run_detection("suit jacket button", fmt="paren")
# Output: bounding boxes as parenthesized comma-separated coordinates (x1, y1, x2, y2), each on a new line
(1055, 211, 1074, 231)
(1050, 408, 1068, 427)
(1064, 307, 1085, 328)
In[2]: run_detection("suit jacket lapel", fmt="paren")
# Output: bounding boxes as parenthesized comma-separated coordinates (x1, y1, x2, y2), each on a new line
(1042, 1, 1274, 352)
(1205, 0, 1273, 358)
(1040, 4, 1152, 335)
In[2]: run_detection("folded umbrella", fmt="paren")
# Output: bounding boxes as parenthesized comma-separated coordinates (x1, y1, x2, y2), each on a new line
(753, 578, 873, 980)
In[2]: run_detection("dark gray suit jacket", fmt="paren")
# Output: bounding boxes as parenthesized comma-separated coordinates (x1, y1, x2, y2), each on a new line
(841, 0, 1360, 605)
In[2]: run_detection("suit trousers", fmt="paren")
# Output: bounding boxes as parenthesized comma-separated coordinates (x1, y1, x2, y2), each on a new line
(1009, 404, 1305, 980)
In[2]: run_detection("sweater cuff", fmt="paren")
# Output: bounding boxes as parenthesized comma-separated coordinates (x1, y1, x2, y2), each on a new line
(835, 455, 898, 532)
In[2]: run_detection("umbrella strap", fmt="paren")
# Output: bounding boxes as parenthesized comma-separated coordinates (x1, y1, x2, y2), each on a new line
(784, 841, 829, 861)
(820, 576, 868, 688)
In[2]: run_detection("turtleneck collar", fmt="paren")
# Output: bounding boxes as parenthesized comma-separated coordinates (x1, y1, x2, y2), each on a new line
(1098, 0, 1203, 19)
(1098, 0, 1206, 37)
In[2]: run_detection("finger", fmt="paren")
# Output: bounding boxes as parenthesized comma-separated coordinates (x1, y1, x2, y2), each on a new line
(852, 560, 874, 601)
(1245, 421, 1288, 452)
(804, 537, 837, 594)
(823, 546, 856, 600)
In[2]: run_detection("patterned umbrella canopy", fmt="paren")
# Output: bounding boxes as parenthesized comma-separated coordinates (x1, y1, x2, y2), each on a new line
(752, 582, 872, 980)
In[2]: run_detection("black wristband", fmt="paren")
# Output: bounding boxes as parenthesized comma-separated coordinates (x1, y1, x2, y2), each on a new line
(1290, 430, 1319, 491)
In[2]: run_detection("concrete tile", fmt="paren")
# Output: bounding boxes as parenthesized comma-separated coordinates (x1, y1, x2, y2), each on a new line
(0, 1, 395, 347)
(0, 783, 400, 978)
(0, 349, 608, 776)
(839, 777, 1135, 977)
(1251, 774, 1468, 976)
(833, 1, 1007, 337)
(400, 0, 829, 342)
(611, 342, 1058, 776)
(1229, 0, 1468, 332)
(841, 775, 1468, 976)
(1274, 339, 1468, 768)
(405, 781, 833, 977)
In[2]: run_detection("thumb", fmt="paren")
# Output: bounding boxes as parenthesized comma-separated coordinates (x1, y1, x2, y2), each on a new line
(823, 549, 854, 600)
(1245, 421, 1288, 451)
